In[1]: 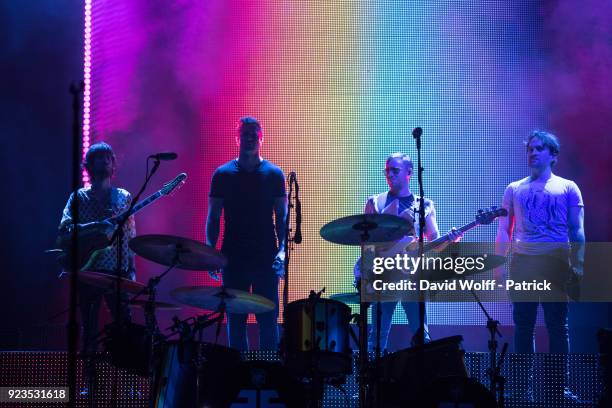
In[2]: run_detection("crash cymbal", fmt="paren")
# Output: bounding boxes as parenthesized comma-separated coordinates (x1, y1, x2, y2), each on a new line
(129, 234, 227, 271)
(320, 214, 410, 246)
(61, 271, 146, 294)
(170, 286, 275, 314)
(128, 299, 181, 311)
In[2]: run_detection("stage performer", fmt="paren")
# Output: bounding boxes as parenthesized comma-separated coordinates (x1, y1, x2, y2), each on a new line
(355, 152, 462, 352)
(206, 116, 287, 350)
(496, 130, 585, 401)
(58, 142, 136, 353)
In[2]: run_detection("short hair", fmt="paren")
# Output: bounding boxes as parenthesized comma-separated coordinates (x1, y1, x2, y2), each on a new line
(386, 152, 413, 172)
(526, 130, 560, 166)
(83, 142, 116, 177)
(237, 116, 262, 137)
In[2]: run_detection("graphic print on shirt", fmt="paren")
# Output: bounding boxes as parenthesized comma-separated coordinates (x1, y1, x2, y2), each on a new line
(517, 187, 563, 237)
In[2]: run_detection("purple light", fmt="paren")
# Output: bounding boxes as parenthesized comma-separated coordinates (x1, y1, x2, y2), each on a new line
(82, 0, 92, 186)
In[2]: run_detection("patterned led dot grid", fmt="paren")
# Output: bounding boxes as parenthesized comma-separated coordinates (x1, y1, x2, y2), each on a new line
(0, 351, 602, 408)
(86, 1, 549, 328)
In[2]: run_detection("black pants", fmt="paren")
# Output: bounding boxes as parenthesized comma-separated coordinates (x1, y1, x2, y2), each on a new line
(79, 276, 131, 353)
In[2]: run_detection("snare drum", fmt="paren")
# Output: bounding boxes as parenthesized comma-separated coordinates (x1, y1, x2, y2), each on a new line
(283, 298, 352, 377)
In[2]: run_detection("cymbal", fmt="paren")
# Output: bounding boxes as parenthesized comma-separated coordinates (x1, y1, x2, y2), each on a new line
(128, 299, 181, 311)
(170, 286, 275, 314)
(61, 271, 146, 294)
(129, 234, 227, 271)
(320, 214, 410, 246)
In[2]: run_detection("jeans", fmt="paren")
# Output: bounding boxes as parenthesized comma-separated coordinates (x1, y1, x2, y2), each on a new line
(513, 301, 569, 354)
(222, 253, 279, 351)
(510, 254, 570, 398)
(510, 254, 570, 354)
(368, 301, 429, 352)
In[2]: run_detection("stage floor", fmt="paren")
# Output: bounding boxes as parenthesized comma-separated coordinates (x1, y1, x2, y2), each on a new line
(0, 350, 602, 407)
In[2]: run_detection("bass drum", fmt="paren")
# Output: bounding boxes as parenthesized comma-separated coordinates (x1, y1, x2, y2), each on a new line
(217, 360, 308, 408)
(414, 376, 497, 408)
(154, 341, 241, 408)
(283, 298, 352, 378)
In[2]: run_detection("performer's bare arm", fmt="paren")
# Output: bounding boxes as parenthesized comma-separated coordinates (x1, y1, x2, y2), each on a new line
(495, 186, 515, 280)
(206, 197, 223, 247)
(273, 196, 288, 277)
(205, 197, 223, 279)
(495, 188, 515, 254)
(568, 205, 585, 277)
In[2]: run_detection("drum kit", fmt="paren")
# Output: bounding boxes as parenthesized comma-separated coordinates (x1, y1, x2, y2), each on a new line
(72, 212, 502, 407)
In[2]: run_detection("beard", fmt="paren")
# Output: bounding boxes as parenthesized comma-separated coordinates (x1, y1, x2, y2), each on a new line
(90, 167, 112, 181)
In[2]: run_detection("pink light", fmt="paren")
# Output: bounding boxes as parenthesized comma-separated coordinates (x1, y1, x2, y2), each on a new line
(82, 0, 93, 187)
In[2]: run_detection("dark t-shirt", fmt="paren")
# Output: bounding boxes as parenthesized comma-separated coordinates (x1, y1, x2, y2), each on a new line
(210, 159, 286, 255)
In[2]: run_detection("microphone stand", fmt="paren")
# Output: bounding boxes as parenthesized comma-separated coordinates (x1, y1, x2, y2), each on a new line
(412, 127, 426, 347)
(282, 172, 301, 344)
(107, 157, 160, 408)
(282, 173, 294, 321)
(470, 288, 507, 407)
(412, 127, 428, 405)
(67, 81, 83, 408)
(109, 157, 161, 327)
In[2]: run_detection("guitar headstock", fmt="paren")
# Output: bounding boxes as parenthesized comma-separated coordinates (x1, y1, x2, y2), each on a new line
(161, 173, 187, 196)
(475, 206, 508, 225)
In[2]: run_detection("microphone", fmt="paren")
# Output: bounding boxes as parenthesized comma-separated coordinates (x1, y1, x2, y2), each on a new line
(149, 152, 178, 161)
(293, 172, 302, 244)
(412, 127, 422, 139)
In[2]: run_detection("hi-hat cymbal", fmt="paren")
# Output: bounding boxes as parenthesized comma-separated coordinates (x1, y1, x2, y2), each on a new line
(61, 271, 146, 294)
(170, 286, 275, 314)
(128, 299, 181, 311)
(129, 235, 227, 271)
(320, 214, 410, 246)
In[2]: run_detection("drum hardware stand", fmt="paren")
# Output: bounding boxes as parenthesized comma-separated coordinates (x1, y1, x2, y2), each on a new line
(348, 314, 362, 347)
(304, 288, 326, 408)
(212, 288, 229, 345)
(128, 247, 179, 408)
(470, 288, 508, 407)
(354, 222, 376, 408)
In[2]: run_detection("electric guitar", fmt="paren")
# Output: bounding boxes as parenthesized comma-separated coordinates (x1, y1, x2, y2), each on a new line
(376, 206, 508, 258)
(57, 173, 187, 271)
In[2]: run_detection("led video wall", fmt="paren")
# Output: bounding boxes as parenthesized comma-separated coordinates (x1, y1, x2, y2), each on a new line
(88, 1, 548, 327)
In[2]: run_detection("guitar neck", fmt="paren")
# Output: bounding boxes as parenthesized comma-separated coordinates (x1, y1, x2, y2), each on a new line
(422, 220, 479, 253)
(109, 190, 163, 224)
